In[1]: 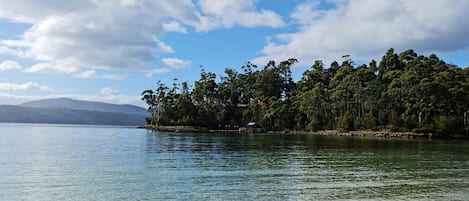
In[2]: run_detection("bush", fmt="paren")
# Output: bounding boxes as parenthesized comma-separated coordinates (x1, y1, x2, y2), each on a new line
(338, 112, 353, 132)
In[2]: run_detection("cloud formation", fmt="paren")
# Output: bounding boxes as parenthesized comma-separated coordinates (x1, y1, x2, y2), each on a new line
(74, 70, 97, 79)
(146, 53, 191, 78)
(162, 58, 191, 69)
(0, 0, 284, 74)
(0, 82, 53, 92)
(197, 0, 285, 30)
(74, 70, 125, 80)
(100, 87, 120, 96)
(0, 60, 22, 71)
(102, 74, 124, 81)
(254, 0, 469, 66)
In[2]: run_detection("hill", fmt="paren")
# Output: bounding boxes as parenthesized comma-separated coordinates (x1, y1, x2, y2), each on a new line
(0, 98, 149, 126)
(21, 98, 147, 114)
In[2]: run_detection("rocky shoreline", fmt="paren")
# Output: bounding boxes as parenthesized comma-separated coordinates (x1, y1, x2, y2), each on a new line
(288, 130, 432, 139)
(138, 125, 433, 139)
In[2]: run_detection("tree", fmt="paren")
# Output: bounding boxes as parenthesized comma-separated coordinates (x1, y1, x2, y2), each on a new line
(141, 49, 469, 136)
(192, 67, 219, 127)
(141, 81, 167, 127)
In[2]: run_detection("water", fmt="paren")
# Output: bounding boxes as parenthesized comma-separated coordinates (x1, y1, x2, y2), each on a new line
(0, 123, 468, 200)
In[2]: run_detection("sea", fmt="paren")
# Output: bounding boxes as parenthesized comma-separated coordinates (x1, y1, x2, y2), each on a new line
(0, 123, 468, 200)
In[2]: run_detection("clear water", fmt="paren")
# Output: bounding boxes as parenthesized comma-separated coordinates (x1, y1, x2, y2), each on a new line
(0, 123, 468, 200)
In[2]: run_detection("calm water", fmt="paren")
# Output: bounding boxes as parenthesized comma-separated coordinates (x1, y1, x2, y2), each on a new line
(0, 124, 468, 200)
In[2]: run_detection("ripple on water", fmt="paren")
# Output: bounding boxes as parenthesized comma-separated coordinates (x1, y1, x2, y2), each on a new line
(0, 125, 468, 200)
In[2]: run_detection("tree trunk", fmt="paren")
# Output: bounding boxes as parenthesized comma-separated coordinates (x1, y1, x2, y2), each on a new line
(464, 110, 468, 132)
(155, 110, 159, 128)
(418, 110, 423, 127)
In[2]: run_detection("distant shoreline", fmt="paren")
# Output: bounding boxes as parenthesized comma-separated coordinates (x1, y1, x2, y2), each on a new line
(138, 125, 442, 140)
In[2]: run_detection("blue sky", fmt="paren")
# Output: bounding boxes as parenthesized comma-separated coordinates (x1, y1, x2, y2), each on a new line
(0, 0, 468, 107)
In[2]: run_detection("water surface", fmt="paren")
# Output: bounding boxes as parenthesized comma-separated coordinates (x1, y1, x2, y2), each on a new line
(1, 123, 468, 200)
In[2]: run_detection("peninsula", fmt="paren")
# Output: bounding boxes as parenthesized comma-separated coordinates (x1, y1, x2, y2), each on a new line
(141, 49, 469, 138)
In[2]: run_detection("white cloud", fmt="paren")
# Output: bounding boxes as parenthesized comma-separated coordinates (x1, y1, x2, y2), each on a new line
(0, 82, 53, 92)
(144, 58, 191, 78)
(0, 39, 30, 48)
(0, 0, 95, 23)
(163, 21, 188, 33)
(254, 0, 469, 66)
(24, 61, 79, 74)
(291, 1, 324, 25)
(103, 74, 124, 80)
(74, 70, 124, 80)
(196, 0, 285, 30)
(155, 40, 174, 54)
(162, 58, 191, 69)
(74, 70, 96, 79)
(100, 87, 120, 96)
(0, 41, 27, 57)
(145, 68, 172, 78)
(0, 0, 284, 76)
(0, 60, 22, 71)
(0, 1, 191, 73)
(120, 0, 138, 8)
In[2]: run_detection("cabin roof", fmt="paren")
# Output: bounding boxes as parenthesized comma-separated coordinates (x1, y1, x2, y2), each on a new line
(247, 122, 256, 126)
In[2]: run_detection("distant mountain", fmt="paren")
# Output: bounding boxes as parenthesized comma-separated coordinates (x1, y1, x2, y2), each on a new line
(21, 98, 147, 115)
(0, 98, 149, 126)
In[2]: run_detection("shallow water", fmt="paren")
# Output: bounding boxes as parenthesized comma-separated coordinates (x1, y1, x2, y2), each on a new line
(1, 123, 468, 200)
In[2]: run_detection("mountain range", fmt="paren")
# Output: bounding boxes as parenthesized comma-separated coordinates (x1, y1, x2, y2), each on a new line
(0, 98, 149, 126)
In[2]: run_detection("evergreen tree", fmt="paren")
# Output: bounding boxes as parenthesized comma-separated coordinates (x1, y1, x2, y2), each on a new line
(142, 49, 469, 136)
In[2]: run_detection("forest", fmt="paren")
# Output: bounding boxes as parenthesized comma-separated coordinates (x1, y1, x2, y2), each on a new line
(142, 48, 469, 136)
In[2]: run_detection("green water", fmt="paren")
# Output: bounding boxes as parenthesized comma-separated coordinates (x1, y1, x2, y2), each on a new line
(0, 123, 468, 200)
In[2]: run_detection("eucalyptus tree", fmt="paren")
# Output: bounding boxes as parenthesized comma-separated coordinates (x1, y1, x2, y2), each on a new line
(141, 81, 168, 127)
(141, 49, 469, 136)
(192, 67, 219, 127)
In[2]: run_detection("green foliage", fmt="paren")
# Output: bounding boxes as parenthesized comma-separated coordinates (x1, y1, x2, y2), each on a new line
(338, 112, 353, 132)
(362, 114, 376, 130)
(142, 49, 469, 136)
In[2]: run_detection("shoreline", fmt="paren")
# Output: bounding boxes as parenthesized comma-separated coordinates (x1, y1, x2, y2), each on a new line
(138, 125, 436, 140)
(288, 130, 432, 139)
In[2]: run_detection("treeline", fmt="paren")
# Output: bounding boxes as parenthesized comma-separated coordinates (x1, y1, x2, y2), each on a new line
(142, 48, 469, 135)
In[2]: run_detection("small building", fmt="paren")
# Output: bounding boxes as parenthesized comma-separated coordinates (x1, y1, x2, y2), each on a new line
(245, 122, 265, 133)
(247, 122, 257, 127)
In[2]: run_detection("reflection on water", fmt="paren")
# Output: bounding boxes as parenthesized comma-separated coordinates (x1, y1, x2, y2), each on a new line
(0, 124, 468, 200)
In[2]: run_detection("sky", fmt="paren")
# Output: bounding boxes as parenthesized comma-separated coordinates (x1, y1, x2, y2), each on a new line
(0, 0, 468, 107)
